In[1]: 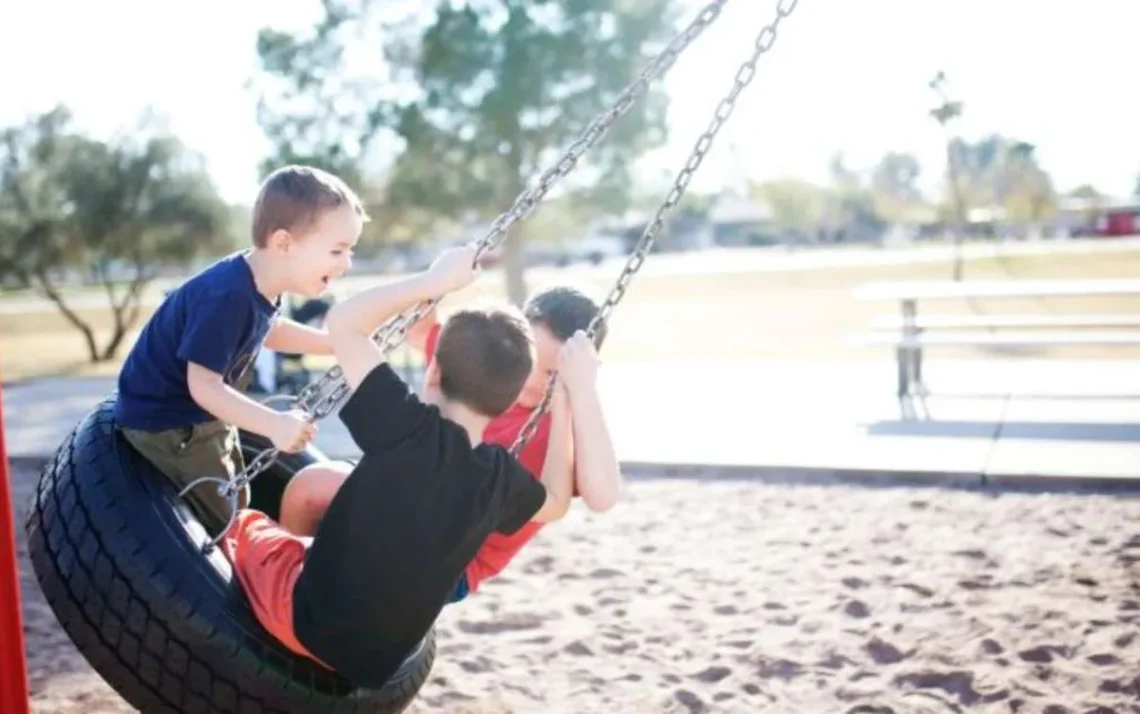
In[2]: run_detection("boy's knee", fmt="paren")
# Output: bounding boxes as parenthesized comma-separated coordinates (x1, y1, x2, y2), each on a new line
(280, 462, 351, 533)
(295, 461, 353, 480)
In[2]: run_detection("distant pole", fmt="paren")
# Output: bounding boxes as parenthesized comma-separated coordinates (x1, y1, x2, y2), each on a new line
(0, 373, 31, 714)
(929, 71, 968, 281)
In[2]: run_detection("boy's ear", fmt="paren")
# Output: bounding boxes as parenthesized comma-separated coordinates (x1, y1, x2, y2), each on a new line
(421, 360, 444, 404)
(268, 228, 294, 252)
(423, 359, 441, 390)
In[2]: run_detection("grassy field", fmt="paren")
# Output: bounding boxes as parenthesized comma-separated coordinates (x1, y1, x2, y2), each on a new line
(3, 241, 1140, 384)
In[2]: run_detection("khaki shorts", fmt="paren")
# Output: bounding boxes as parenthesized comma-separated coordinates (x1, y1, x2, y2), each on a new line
(121, 420, 250, 535)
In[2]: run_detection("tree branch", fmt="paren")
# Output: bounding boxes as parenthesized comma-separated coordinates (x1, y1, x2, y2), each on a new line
(102, 252, 151, 360)
(35, 268, 99, 362)
(95, 258, 123, 318)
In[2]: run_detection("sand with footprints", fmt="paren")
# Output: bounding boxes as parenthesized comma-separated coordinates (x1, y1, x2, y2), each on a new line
(10, 462, 1140, 713)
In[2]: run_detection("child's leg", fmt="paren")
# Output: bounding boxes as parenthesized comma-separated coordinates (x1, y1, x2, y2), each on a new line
(121, 421, 249, 535)
(282, 462, 477, 606)
(219, 509, 329, 667)
(279, 462, 352, 536)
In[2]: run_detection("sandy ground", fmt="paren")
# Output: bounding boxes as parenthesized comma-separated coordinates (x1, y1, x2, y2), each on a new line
(9, 461, 1140, 713)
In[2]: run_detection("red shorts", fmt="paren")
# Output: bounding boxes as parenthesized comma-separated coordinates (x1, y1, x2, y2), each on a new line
(218, 510, 329, 668)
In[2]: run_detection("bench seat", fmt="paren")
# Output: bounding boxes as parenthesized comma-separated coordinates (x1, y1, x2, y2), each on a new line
(869, 313, 1140, 330)
(855, 330, 1140, 349)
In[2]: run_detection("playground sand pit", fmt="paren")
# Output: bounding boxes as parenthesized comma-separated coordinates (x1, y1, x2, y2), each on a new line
(10, 461, 1140, 713)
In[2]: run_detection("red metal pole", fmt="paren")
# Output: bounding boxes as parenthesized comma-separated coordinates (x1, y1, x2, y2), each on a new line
(0, 374, 31, 714)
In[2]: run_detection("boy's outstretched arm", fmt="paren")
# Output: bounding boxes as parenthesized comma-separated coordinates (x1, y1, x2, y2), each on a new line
(181, 293, 315, 453)
(187, 364, 315, 452)
(559, 332, 621, 512)
(530, 330, 622, 522)
(325, 246, 479, 390)
(529, 377, 574, 524)
(566, 391, 621, 512)
(264, 318, 332, 355)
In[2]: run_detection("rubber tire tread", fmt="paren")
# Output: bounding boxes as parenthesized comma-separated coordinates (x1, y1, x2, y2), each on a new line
(24, 398, 435, 714)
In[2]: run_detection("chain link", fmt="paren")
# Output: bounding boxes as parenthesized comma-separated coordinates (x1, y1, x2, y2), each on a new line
(508, 0, 800, 455)
(185, 0, 798, 550)
(470, 0, 729, 258)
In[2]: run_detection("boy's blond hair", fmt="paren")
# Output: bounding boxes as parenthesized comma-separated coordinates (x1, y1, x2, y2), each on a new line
(251, 165, 368, 247)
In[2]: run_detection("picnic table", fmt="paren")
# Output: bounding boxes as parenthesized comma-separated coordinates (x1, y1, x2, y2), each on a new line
(853, 278, 1140, 399)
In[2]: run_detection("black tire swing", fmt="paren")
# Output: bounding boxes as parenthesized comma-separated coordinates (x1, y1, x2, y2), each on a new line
(25, 398, 434, 713)
(23, 1, 798, 711)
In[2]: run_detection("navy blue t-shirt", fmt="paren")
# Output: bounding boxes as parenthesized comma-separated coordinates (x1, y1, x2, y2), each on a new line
(115, 252, 280, 431)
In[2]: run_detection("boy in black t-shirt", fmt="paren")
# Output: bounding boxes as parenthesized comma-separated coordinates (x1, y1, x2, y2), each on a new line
(219, 245, 580, 689)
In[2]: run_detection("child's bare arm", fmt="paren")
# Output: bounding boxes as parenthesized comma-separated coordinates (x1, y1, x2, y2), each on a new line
(325, 246, 478, 390)
(264, 318, 332, 355)
(566, 383, 621, 512)
(179, 292, 314, 452)
(529, 379, 574, 524)
(187, 363, 315, 452)
(553, 331, 620, 512)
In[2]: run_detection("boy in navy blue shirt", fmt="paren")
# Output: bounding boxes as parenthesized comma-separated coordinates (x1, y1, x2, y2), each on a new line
(115, 165, 366, 534)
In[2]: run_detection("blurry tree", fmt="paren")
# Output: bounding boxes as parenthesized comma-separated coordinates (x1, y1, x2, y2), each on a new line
(521, 195, 593, 249)
(253, 1, 381, 187)
(359, 168, 465, 246)
(823, 153, 881, 242)
(948, 136, 1056, 225)
(0, 107, 231, 362)
(996, 141, 1055, 225)
(1133, 171, 1140, 197)
(1069, 184, 1103, 201)
(870, 152, 925, 223)
(1067, 183, 1107, 228)
(749, 178, 826, 237)
(254, 0, 677, 305)
(673, 191, 714, 221)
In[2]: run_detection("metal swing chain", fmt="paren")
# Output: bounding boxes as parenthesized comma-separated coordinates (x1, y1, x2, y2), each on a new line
(508, 0, 800, 456)
(286, 0, 738, 397)
(185, 0, 800, 549)
(183, 0, 736, 527)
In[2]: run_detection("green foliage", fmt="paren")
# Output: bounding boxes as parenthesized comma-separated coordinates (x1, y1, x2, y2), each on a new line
(752, 155, 914, 241)
(749, 178, 826, 233)
(870, 152, 925, 223)
(826, 154, 880, 230)
(948, 135, 1057, 222)
(0, 106, 232, 361)
(254, 2, 383, 187)
(254, 0, 678, 303)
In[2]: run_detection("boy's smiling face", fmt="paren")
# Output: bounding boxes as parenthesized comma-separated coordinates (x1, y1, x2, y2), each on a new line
(281, 204, 362, 298)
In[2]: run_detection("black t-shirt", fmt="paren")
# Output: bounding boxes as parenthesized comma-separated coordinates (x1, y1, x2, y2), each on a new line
(291, 363, 547, 688)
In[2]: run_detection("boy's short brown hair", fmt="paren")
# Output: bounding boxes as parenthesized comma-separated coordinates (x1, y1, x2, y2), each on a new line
(435, 307, 534, 417)
(251, 165, 367, 247)
(523, 286, 606, 347)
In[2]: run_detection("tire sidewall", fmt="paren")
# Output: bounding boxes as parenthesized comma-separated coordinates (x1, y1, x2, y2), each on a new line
(26, 400, 435, 714)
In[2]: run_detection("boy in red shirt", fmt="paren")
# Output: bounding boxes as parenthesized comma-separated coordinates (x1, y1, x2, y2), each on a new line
(220, 245, 587, 686)
(279, 286, 621, 600)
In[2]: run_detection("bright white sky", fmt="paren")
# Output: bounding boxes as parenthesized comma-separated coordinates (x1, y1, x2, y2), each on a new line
(1, 0, 1136, 206)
